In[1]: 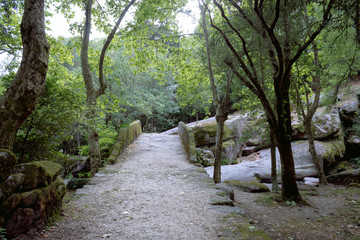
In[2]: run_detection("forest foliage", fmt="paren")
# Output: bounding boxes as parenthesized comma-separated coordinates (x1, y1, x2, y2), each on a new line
(0, 0, 359, 180)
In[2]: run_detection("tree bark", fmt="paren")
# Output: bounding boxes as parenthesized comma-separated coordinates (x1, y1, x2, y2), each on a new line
(275, 83, 301, 202)
(270, 126, 279, 192)
(81, 0, 135, 175)
(200, 0, 231, 183)
(0, 0, 49, 149)
(301, 4, 327, 185)
(304, 119, 327, 184)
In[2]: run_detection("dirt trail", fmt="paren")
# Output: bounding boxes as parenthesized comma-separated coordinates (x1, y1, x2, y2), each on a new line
(35, 133, 244, 240)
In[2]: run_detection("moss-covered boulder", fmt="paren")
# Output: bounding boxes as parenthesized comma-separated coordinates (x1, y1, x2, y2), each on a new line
(224, 180, 270, 193)
(32, 177, 66, 223)
(192, 123, 233, 147)
(0, 150, 17, 182)
(3, 177, 66, 238)
(0, 173, 24, 202)
(16, 161, 62, 190)
(1, 193, 21, 213)
(5, 208, 35, 238)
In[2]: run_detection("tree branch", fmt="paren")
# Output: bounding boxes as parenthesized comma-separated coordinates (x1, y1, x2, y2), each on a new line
(97, 0, 136, 97)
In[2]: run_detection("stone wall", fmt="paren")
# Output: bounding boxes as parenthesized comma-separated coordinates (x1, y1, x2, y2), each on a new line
(108, 120, 142, 164)
(178, 122, 197, 164)
(0, 152, 66, 239)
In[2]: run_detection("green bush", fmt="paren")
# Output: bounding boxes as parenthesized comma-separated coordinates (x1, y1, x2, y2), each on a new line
(80, 145, 89, 156)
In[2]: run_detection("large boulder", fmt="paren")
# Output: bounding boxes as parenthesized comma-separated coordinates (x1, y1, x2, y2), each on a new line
(292, 107, 342, 140)
(192, 122, 233, 147)
(224, 114, 248, 138)
(5, 208, 35, 238)
(206, 140, 345, 182)
(15, 161, 63, 190)
(337, 98, 359, 128)
(0, 150, 17, 182)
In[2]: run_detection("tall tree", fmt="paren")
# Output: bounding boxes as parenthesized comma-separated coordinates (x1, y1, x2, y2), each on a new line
(0, 0, 49, 149)
(199, 0, 232, 183)
(205, 0, 333, 202)
(81, 0, 135, 175)
(292, 4, 327, 185)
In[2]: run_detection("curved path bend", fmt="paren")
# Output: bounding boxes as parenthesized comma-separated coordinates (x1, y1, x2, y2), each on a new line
(35, 133, 244, 240)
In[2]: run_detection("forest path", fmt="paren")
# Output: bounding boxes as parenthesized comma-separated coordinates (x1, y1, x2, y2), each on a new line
(36, 133, 245, 240)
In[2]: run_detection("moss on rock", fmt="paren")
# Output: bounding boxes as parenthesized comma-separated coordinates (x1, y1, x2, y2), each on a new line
(20, 189, 41, 207)
(17, 161, 62, 190)
(322, 138, 346, 164)
(192, 123, 233, 147)
(1, 193, 21, 213)
(109, 120, 142, 164)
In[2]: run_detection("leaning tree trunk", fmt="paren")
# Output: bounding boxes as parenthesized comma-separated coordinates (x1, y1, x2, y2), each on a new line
(0, 0, 49, 149)
(81, 0, 135, 175)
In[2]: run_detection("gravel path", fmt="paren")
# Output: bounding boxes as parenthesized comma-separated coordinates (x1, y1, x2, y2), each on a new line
(35, 133, 243, 240)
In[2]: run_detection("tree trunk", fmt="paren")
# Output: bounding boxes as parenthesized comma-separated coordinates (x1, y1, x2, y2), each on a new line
(0, 0, 49, 149)
(199, 1, 231, 183)
(276, 95, 302, 202)
(80, 0, 134, 175)
(86, 95, 101, 176)
(81, 0, 102, 176)
(304, 119, 327, 184)
(213, 113, 227, 183)
(270, 126, 279, 192)
(356, 0, 360, 45)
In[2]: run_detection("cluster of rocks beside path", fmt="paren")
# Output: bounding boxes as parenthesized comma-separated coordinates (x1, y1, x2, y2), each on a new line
(0, 151, 65, 239)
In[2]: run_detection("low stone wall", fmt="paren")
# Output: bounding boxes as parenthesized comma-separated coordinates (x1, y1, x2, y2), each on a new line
(178, 122, 197, 163)
(0, 152, 66, 239)
(109, 120, 142, 164)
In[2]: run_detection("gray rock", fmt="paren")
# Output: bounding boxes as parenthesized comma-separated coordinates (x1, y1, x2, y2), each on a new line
(206, 140, 345, 182)
(337, 98, 359, 127)
(216, 183, 234, 201)
(292, 107, 342, 140)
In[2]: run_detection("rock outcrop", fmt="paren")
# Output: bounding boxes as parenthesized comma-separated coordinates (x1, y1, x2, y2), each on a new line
(0, 158, 65, 239)
(178, 114, 248, 166)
